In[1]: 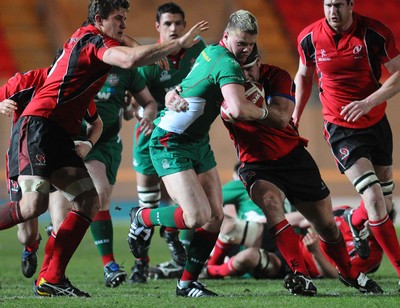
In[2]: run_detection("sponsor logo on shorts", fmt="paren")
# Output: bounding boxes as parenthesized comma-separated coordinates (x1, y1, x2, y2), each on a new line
(35, 154, 46, 166)
(162, 159, 170, 170)
(10, 180, 19, 192)
(339, 147, 350, 161)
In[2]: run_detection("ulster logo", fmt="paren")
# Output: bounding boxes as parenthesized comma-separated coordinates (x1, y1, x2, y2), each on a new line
(353, 45, 363, 59)
(339, 147, 349, 161)
(36, 154, 46, 166)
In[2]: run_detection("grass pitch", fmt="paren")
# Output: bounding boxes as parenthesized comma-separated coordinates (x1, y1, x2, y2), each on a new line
(0, 220, 399, 307)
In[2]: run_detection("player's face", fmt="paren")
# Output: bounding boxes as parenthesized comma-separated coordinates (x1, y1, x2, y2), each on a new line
(323, 0, 353, 33)
(156, 13, 186, 43)
(98, 8, 128, 42)
(223, 30, 257, 64)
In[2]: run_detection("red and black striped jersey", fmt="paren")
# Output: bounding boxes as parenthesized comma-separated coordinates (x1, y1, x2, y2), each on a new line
(22, 24, 119, 135)
(297, 13, 399, 129)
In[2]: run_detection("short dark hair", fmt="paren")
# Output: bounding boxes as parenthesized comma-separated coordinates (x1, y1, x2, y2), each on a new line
(156, 2, 185, 23)
(87, 0, 130, 25)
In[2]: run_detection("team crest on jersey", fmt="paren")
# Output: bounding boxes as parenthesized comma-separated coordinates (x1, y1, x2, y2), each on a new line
(107, 73, 119, 86)
(353, 45, 363, 59)
(339, 147, 350, 161)
(160, 70, 172, 82)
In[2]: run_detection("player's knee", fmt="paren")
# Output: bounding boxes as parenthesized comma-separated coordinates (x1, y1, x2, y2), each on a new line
(210, 206, 224, 227)
(63, 177, 99, 218)
(238, 248, 258, 266)
(183, 207, 212, 228)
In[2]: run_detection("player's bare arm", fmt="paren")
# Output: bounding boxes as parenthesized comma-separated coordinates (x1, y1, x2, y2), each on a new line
(103, 20, 209, 69)
(293, 60, 315, 127)
(341, 54, 400, 122)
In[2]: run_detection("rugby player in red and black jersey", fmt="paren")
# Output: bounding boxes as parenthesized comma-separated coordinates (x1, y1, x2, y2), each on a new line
(294, 0, 400, 292)
(0, 0, 208, 297)
(223, 44, 382, 295)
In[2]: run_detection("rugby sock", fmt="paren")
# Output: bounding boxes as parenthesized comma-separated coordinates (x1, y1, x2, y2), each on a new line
(350, 200, 369, 229)
(179, 229, 194, 252)
(0, 201, 23, 229)
(369, 215, 400, 277)
(270, 219, 309, 275)
(181, 228, 219, 282)
(319, 233, 357, 280)
(37, 231, 56, 285)
(140, 205, 187, 229)
(207, 258, 238, 278)
(43, 210, 91, 283)
(207, 238, 233, 265)
(25, 236, 40, 253)
(90, 210, 115, 266)
(137, 255, 150, 265)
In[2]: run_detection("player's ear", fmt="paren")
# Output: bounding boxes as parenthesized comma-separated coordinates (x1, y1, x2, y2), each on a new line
(95, 14, 103, 26)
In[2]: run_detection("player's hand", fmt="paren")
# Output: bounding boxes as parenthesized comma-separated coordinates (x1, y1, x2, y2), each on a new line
(74, 140, 92, 158)
(340, 100, 373, 122)
(165, 87, 189, 112)
(0, 99, 17, 117)
(139, 116, 154, 137)
(178, 20, 209, 49)
(302, 230, 320, 254)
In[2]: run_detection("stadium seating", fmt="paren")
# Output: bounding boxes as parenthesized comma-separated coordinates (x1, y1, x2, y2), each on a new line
(0, 22, 18, 80)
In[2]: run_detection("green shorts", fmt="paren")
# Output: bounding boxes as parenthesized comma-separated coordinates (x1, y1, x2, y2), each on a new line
(84, 137, 122, 185)
(149, 126, 217, 177)
(133, 122, 156, 175)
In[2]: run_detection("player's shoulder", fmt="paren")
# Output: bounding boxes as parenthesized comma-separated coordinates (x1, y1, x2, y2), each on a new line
(356, 13, 392, 34)
(298, 18, 325, 39)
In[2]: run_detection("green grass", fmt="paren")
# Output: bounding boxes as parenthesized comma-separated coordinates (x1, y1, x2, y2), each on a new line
(0, 222, 399, 307)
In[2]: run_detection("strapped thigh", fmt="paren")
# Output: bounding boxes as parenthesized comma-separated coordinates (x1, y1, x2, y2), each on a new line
(380, 180, 394, 196)
(352, 170, 380, 194)
(61, 177, 95, 201)
(19, 178, 50, 194)
(219, 219, 260, 247)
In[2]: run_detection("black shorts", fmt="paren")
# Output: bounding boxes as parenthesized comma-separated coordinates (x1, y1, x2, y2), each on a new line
(324, 116, 392, 173)
(8, 116, 85, 179)
(238, 146, 330, 205)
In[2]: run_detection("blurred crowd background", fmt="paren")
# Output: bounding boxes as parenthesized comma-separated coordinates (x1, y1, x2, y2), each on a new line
(0, 0, 399, 208)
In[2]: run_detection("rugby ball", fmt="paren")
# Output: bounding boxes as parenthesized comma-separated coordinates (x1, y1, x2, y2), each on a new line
(220, 81, 265, 123)
(244, 81, 265, 107)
